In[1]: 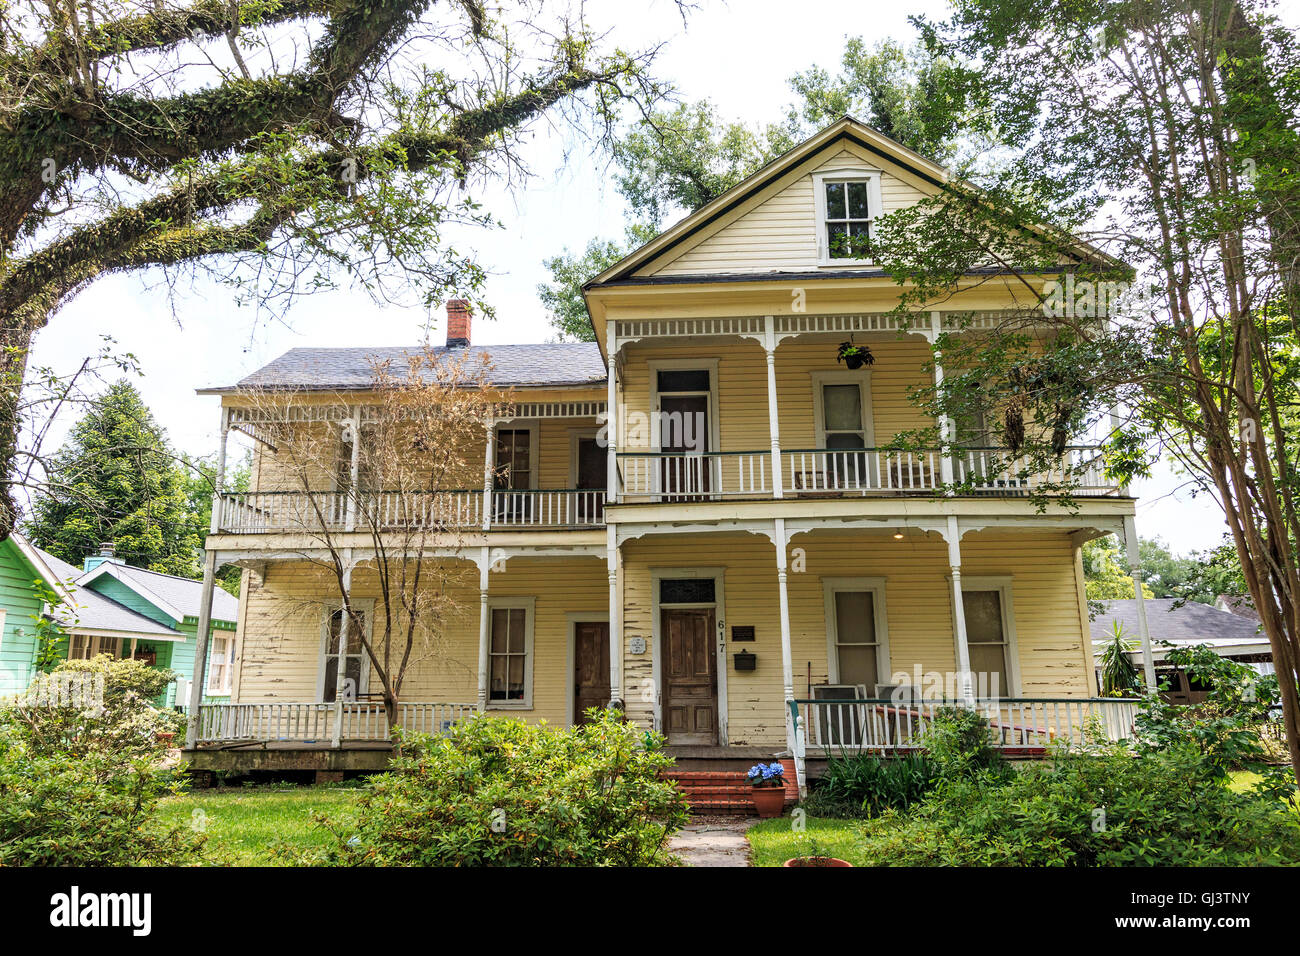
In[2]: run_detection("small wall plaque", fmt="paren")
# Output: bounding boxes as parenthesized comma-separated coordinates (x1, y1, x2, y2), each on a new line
(734, 650, 757, 672)
(731, 625, 756, 642)
(629, 636, 646, 655)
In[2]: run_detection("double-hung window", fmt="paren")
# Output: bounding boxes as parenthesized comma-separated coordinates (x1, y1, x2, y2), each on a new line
(960, 582, 1019, 698)
(206, 632, 234, 695)
(815, 171, 880, 263)
(487, 599, 534, 709)
(322, 607, 367, 702)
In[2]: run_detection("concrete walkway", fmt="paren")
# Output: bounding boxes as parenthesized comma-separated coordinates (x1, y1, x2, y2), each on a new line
(669, 817, 756, 867)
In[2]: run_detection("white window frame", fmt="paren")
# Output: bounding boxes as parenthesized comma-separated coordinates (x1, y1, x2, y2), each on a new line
(811, 370, 875, 449)
(68, 633, 124, 660)
(647, 359, 721, 454)
(813, 168, 883, 266)
(485, 596, 536, 710)
(206, 630, 235, 695)
(316, 600, 375, 701)
(494, 421, 540, 490)
(958, 575, 1022, 698)
(822, 577, 890, 690)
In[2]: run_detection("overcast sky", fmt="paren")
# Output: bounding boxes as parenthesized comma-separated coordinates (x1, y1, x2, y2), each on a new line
(27, 0, 1298, 556)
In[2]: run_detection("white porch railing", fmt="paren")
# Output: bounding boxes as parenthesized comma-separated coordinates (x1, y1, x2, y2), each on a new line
(783, 448, 942, 494)
(617, 446, 1119, 502)
(215, 489, 604, 533)
(792, 697, 1141, 754)
(193, 701, 476, 744)
(617, 451, 772, 500)
(490, 489, 606, 527)
(951, 446, 1114, 495)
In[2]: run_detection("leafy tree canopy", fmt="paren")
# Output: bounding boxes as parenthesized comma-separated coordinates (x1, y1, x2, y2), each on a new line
(25, 379, 202, 576)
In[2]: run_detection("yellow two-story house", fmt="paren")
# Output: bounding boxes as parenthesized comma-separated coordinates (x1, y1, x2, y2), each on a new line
(184, 118, 1150, 787)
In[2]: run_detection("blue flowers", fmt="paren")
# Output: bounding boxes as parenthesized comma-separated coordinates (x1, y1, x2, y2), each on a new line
(747, 761, 786, 786)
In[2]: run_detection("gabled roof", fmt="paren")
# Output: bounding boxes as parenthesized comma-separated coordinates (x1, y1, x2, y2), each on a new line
(18, 539, 185, 641)
(585, 116, 954, 290)
(9, 534, 78, 603)
(199, 343, 607, 394)
(78, 561, 239, 624)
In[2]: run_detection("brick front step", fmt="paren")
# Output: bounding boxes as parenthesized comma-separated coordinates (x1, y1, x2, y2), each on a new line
(662, 766, 797, 817)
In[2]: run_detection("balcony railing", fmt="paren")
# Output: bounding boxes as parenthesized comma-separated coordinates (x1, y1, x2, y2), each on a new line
(790, 697, 1141, 755)
(617, 445, 1119, 501)
(215, 489, 606, 534)
(193, 700, 477, 744)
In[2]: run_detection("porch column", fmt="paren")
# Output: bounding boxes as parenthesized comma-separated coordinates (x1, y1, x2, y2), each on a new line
(773, 519, 802, 790)
(476, 548, 491, 711)
(330, 557, 355, 748)
(482, 414, 495, 531)
(947, 516, 975, 704)
(210, 406, 230, 534)
(605, 321, 619, 503)
(345, 405, 361, 531)
(183, 549, 219, 749)
(1123, 515, 1157, 692)
(931, 312, 955, 492)
(764, 315, 784, 498)
(607, 526, 624, 709)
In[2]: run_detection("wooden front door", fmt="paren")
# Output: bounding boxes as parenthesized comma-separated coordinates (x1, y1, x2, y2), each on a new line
(573, 622, 610, 723)
(662, 608, 718, 744)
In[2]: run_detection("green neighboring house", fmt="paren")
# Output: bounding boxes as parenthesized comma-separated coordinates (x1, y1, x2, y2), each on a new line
(0, 535, 239, 706)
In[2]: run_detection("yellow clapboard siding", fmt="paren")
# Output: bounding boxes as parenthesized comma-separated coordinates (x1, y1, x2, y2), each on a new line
(235, 557, 607, 727)
(648, 146, 933, 277)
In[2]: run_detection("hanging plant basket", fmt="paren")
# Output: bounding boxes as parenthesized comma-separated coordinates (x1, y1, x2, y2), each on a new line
(836, 342, 875, 370)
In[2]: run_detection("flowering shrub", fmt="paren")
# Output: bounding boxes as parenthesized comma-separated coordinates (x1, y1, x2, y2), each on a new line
(747, 761, 785, 788)
(300, 710, 688, 866)
(0, 661, 203, 866)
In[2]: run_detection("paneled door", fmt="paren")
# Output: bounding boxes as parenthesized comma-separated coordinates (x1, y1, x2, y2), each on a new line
(661, 608, 718, 745)
(573, 622, 610, 723)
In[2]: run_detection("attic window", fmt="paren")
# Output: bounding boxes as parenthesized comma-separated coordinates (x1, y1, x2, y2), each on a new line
(814, 171, 880, 264)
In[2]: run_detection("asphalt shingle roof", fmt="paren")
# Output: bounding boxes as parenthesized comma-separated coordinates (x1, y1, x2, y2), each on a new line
(32, 546, 181, 638)
(99, 563, 239, 623)
(1090, 599, 1262, 645)
(208, 343, 607, 393)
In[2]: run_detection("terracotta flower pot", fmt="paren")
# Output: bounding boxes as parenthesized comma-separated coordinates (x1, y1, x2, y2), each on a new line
(751, 785, 786, 818)
(782, 856, 852, 867)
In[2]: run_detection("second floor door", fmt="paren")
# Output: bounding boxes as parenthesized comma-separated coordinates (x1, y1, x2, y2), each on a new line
(657, 367, 712, 498)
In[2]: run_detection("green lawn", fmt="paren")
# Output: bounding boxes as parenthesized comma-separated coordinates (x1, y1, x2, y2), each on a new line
(746, 816, 866, 867)
(157, 784, 363, 866)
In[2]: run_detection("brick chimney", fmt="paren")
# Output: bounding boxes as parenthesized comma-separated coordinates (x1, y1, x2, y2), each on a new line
(446, 299, 471, 348)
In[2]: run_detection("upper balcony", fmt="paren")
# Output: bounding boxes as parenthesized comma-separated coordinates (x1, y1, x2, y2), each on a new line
(214, 487, 606, 534)
(617, 445, 1120, 502)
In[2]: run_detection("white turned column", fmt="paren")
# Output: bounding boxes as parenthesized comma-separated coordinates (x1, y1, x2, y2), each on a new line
(482, 415, 496, 531)
(947, 516, 975, 704)
(476, 548, 491, 711)
(330, 557, 355, 747)
(607, 526, 623, 709)
(764, 316, 784, 498)
(183, 549, 219, 749)
(773, 518, 801, 790)
(1123, 515, 1157, 692)
(210, 406, 230, 534)
(606, 321, 619, 503)
(931, 312, 955, 492)
(345, 406, 361, 531)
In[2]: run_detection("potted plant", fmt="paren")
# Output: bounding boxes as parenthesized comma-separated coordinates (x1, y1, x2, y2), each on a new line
(747, 761, 788, 818)
(836, 342, 875, 370)
(783, 834, 853, 867)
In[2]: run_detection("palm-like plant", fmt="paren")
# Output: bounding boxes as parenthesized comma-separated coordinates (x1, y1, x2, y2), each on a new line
(1099, 621, 1143, 696)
